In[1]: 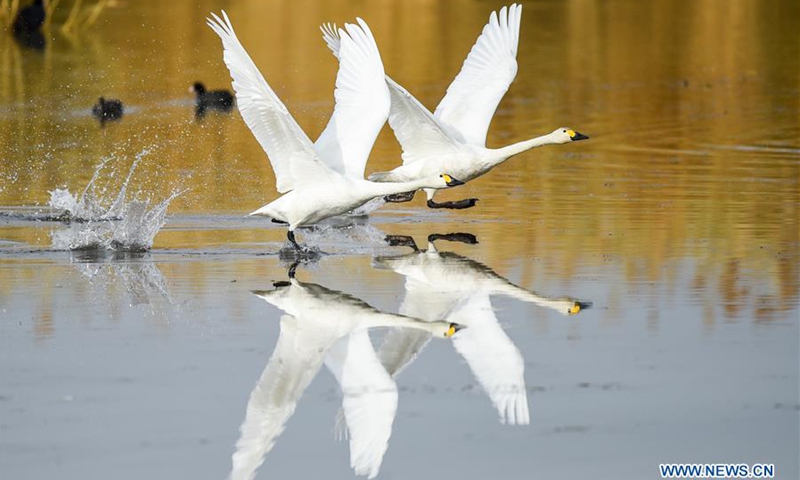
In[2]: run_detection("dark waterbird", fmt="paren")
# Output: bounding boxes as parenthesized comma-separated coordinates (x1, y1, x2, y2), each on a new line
(190, 81, 234, 117)
(12, 0, 45, 34)
(11, 0, 46, 50)
(92, 97, 124, 125)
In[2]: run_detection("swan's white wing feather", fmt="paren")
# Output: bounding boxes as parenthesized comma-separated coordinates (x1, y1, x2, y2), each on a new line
(320, 20, 460, 166)
(228, 314, 329, 480)
(385, 78, 462, 165)
(207, 12, 332, 193)
(325, 331, 397, 479)
(434, 4, 522, 147)
(448, 295, 530, 425)
(314, 19, 390, 179)
(320, 22, 342, 60)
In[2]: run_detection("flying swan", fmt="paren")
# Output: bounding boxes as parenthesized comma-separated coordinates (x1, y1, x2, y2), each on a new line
(207, 12, 464, 252)
(321, 4, 588, 210)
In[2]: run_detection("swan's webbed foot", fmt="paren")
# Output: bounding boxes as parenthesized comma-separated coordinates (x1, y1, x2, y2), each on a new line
(427, 232, 479, 245)
(384, 191, 416, 203)
(385, 235, 419, 251)
(427, 198, 478, 209)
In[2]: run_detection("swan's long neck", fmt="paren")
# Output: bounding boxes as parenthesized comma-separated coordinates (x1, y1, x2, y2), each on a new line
(488, 132, 558, 165)
(363, 177, 441, 198)
(489, 280, 576, 315)
(362, 312, 442, 333)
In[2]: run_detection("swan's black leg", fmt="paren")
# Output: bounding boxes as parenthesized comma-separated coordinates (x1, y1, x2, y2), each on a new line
(428, 233, 479, 245)
(384, 191, 416, 203)
(287, 261, 300, 279)
(271, 218, 288, 224)
(427, 198, 479, 209)
(287, 230, 304, 251)
(385, 235, 419, 251)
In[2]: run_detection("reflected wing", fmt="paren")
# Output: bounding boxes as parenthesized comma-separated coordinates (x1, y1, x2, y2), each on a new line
(314, 20, 390, 179)
(448, 295, 530, 425)
(434, 4, 522, 147)
(376, 328, 432, 377)
(208, 11, 333, 193)
(228, 314, 329, 480)
(325, 331, 398, 479)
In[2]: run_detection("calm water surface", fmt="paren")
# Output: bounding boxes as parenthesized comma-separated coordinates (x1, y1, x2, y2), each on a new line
(1, 1, 798, 479)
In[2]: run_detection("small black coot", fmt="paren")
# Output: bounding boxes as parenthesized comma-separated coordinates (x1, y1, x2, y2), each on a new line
(13, 0, 45, 34)
(92, 97, 124, 125)
(190, 81, 234, 117)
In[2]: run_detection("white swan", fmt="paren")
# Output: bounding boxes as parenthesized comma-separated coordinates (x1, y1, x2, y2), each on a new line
(207, 13, 464, 252)
(321, 4, 588, 209)
(373, 235, 589, 425)
(227, 273, 463, 480)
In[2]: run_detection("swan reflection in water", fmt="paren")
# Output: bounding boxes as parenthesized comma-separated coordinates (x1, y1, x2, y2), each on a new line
(373, 233, 591, 426)
(228, 265, 463, 480)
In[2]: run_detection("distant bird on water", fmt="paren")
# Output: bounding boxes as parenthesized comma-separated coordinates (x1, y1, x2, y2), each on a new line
(11, 0, 46, 50)
(190, 81, 234, 117)
(12, 0, 45, 34)
(92, 97, 124, 125)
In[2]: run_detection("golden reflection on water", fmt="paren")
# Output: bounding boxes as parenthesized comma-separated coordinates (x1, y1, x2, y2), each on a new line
(0, 0, 798, 321)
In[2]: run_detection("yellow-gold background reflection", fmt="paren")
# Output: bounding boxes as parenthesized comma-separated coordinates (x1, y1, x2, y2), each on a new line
(1, 0, 797, 323)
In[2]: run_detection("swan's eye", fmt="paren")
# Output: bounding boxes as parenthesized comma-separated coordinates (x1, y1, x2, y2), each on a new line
(439, 174, 443, 178)
(562, 129, 567, 133)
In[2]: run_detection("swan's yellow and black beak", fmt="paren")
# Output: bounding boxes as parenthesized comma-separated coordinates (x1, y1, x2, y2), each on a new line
(568, 130, 590, 141)
(568, 301, 593, 315)
(442, 174, 465, 187)
(446, 323, 466, 337)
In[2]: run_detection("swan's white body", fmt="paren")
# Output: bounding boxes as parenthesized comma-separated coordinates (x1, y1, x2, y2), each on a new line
(228, 278, 460, 480)
(207, 12, 459, 245)
(321, 4, 588, 206)
(373, 239, 587, 425)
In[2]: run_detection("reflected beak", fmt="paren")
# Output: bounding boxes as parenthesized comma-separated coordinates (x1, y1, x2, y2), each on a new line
(445, 176, 465, 187)
(570, 131, 590, 141)
(446, 323, 466, 337)
(569, 301, 593, 315)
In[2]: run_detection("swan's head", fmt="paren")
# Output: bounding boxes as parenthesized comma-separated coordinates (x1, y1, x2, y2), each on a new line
(438, 174, 465, 188)
(551, 127, 589, 144)
(566, 300, 592, 315)
(439, 322, 466, 338)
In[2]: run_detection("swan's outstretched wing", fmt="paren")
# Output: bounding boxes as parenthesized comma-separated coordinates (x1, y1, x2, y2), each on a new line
(325, 331, 398, 479)
(448, 294, 530, 425)
(208, 11, 333, 194)
(314, 20, 390, 179)
(321, 21, 461, 167)
(384, 78, 463, 166)
(228, 314, 330, 480)
(434, 4, 522, 147)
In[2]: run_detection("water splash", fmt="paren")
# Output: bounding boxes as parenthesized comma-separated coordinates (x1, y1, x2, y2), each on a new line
(48, 149, 185, 251)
